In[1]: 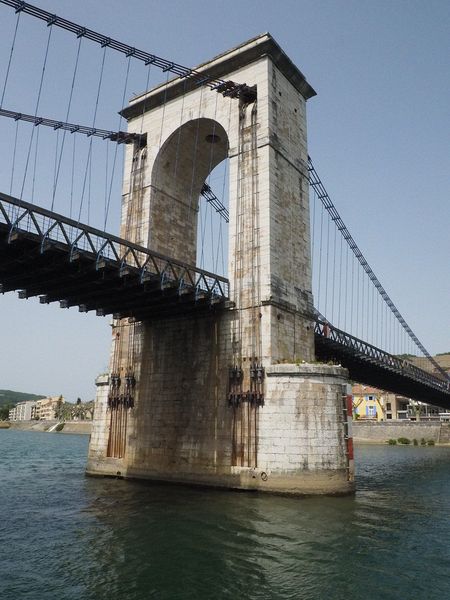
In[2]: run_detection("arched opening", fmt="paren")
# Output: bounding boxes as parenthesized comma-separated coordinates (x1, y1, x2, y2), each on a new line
(149, 118, 229, 272)
(196, 159, 229, 277)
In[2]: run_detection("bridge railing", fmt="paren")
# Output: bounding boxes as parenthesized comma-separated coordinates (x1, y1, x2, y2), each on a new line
(315, 318, 450, 394)
(0, 192, 229, 299)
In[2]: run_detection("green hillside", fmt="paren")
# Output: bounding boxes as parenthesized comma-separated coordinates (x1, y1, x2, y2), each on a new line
(0, 389, 46, 407)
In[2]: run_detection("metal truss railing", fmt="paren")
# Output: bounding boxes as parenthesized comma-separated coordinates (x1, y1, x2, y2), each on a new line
(314, 318, 450, 395)
(0, 191, 229, 299)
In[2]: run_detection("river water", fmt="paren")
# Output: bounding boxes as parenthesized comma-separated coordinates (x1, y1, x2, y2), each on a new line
(1, 430, 449, 600)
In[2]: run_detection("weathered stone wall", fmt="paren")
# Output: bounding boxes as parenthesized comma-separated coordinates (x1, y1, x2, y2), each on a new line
(88, 351, 354, 495)
(88, 374, 110, 466)
(258, 364, 352, 494)
(87, 315, 230, 478)
(126, 314, 232, 479)
(353, 421, 443, 443)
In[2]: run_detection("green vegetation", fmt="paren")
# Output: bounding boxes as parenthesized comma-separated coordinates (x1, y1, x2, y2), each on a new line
(60, 399, 94, 421)
(388, 437, 436, 447)
(55, 423, 65, 432)
(55, 395, 64, 420)
(0, 389, 46, 421)
(0, 389, 46, 406)
(0, 403, 14, 420)
(436, 352, 450, 357)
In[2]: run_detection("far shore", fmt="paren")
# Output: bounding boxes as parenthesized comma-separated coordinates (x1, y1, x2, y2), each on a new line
(1, 420, 92, 435)
(2, 419, 449, 446)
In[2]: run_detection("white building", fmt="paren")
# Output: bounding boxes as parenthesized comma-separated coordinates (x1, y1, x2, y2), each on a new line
(9, 400, 36, 421)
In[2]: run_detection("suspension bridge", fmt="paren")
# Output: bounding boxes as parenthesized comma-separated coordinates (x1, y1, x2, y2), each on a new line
(1, 0, 448, 494)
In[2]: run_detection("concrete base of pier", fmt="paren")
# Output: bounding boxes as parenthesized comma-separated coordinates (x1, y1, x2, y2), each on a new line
(86, 363, 354, 496)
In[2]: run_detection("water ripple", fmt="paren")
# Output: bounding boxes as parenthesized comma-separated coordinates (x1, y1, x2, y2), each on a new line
(1, 431, 450, 600)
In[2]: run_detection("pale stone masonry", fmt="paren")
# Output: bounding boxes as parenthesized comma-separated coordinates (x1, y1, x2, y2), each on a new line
(87, 34, 354, 495)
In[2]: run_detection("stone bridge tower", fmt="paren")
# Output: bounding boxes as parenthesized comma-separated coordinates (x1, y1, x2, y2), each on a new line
(87, 34, 353, 495)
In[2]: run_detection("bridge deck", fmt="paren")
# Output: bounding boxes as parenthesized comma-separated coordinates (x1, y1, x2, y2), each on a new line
(1, 192, 448, 408)
(315, 320, 450, 409)
(0, 192, 229, 321)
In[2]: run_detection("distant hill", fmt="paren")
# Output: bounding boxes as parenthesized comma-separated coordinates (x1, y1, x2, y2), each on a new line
(0, 390, 46, 407)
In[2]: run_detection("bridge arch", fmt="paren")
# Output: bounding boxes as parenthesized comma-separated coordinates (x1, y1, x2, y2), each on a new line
(148, 118, 229, 267)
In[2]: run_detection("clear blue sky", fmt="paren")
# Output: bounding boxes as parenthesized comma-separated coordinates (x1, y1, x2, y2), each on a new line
(0, 0, 449, 401)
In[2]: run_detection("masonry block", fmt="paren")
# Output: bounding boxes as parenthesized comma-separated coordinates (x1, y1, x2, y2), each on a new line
(87, 34, 353, 495)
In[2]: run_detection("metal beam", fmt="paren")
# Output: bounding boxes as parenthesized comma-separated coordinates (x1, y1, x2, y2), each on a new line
(0, 108, 145, 145)
(201, 183, 229, 223)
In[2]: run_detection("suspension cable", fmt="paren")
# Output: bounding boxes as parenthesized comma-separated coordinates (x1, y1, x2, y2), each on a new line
(0, 0, 256, 102)
(9, 119, 19, 195)
(204, 93, 220, 271)
(31, 125, 40, 202)
(19, 23, 52, 200)
(51, 35, 82, 211)
(0, 8, 21, 108)
(308, 156, 447, 379)
(69, 134, 76, 219)
(103, 55, 133, 230)
(78, 46, 107, 224)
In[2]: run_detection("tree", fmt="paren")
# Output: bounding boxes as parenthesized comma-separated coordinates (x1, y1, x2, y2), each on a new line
(0, 404, 13, 420)
(55, 395, 64, 419)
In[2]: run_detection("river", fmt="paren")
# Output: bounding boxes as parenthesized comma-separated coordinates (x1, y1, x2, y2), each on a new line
(1, 429, 449, 599)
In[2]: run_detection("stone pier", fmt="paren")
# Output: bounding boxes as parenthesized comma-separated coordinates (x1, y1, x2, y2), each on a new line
(87, 33, 354, 495)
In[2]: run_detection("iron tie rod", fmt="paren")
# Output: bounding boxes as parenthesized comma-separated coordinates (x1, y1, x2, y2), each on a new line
(0, 107, 145, 145)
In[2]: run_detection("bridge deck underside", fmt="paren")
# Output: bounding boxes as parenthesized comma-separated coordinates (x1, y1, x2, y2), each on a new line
(0, 225, 226, 321)
(315, 334, 450, 410)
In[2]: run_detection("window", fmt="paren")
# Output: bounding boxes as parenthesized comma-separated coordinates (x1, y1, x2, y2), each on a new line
(386, 403, 391, 410)
(367, 406, 376, 417)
